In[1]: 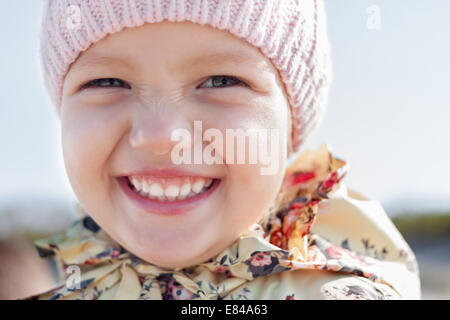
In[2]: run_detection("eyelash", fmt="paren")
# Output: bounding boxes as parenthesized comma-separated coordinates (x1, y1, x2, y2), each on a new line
(197, 75, 247, 89)
(80, 78, 131, 90)
(80, 75, 247, 91)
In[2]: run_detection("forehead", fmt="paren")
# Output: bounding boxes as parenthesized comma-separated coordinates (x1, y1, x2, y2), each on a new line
(71, 20, 276, 75)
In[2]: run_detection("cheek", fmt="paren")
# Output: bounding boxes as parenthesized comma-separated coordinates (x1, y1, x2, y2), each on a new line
(60, 99, 128, 195)
(202, 98, 288, 228)
(225, 164, 284, 230)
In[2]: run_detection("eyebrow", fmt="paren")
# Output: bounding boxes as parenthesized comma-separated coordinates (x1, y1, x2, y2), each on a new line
(69, 55, 131, 74)
(70, 50, 271, 76)
(179, 51, 256, 67)
(174, 51, 272, 73)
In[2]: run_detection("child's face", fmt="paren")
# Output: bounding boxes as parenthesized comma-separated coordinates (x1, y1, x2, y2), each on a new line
(61, 21, 290, 268)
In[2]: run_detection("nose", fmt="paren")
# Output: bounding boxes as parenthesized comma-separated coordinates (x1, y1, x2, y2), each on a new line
(129, 96, 193, 156)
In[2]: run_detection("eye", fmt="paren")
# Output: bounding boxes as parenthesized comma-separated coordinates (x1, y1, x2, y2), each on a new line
(80, 78, 131, 90)
(198, 75, 247, 89)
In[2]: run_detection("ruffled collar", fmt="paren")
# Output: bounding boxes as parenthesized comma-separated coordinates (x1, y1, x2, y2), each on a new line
(28, 144, 385, 300)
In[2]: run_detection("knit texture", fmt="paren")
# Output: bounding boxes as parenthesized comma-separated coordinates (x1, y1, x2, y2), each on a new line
(40, 0, 332, 154)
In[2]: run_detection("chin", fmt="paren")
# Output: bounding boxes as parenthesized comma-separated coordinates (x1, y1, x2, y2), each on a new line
(119, 233, 214, 269)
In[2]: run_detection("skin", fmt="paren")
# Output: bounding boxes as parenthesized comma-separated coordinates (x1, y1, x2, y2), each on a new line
(0, 238, 56, 299)
(61, 21, 292, 269)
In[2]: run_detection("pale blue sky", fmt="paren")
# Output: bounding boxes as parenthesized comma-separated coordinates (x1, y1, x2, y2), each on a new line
(0, 0, 449, 215)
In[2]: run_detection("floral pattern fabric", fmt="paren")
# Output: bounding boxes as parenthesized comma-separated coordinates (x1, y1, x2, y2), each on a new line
(24, 144, 421, 300)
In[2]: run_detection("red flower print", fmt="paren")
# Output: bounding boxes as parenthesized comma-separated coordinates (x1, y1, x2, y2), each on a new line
(318, 172, 338, 194)
(269, 230, 283, 248)
(110, 250, 120, 258)
(326, 244, 372, 266)
(291, 171, 316, 185)
(214, 266, 232, 277)
(290, 202, 306, 210)
(248, 252, 273, 267)
(326, 244, 346, 259)
(83, 258, 98, 265)
(214, 266, 228, 273)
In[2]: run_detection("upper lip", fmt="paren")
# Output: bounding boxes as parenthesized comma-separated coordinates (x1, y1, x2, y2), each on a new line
(119, 166, 220, 179)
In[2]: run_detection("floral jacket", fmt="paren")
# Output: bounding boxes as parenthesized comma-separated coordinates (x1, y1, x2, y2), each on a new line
(25, 144, 421, 300)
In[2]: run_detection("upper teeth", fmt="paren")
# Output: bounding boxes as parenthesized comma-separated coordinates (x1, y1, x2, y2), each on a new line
(129, 176, 214, 201)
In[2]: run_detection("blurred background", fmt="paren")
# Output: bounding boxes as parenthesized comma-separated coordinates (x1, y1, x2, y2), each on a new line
(0, 0, 449, 299)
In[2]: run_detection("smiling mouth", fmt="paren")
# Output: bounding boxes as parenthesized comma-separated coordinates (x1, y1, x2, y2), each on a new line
(124, 175, 220, 202)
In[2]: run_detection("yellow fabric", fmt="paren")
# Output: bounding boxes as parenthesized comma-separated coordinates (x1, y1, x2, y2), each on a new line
(25, 144, 421, 300)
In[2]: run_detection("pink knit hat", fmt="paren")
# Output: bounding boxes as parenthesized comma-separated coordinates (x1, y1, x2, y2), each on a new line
(40, 0, 332, 155)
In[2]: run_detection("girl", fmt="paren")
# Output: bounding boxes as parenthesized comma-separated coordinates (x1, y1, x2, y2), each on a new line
(26, 0, 420, 300)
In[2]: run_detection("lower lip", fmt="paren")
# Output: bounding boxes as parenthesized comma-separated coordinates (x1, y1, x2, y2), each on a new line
(117, 176, 221, 216)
